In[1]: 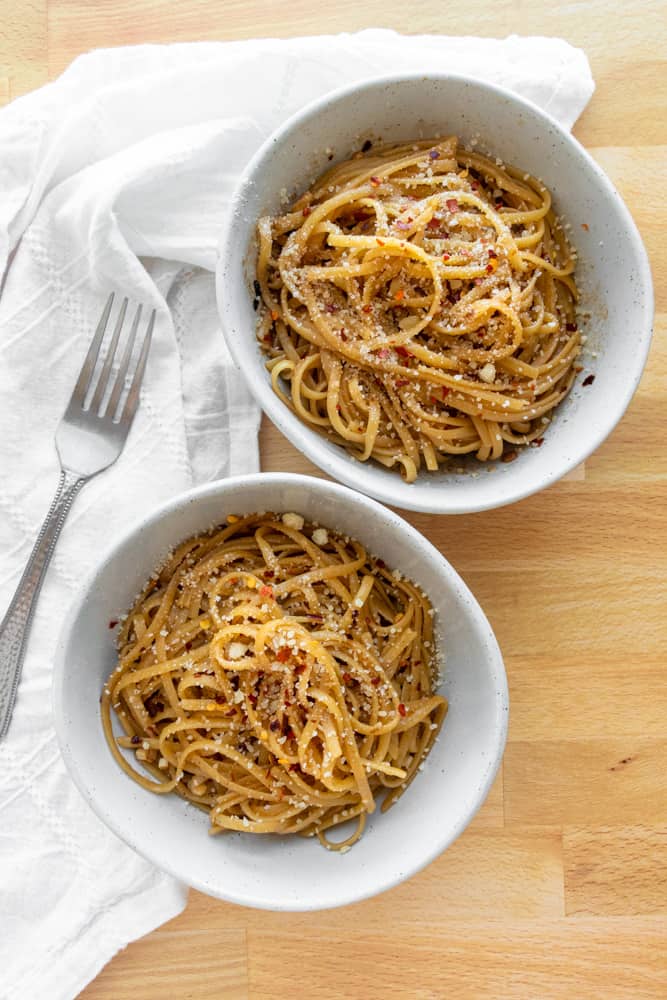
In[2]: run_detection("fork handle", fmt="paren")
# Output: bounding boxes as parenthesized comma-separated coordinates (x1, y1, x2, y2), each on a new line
(0, 468, 84, 740)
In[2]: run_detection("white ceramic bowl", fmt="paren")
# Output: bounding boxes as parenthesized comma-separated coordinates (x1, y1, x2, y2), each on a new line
(217, 74, 653, 514)
(53, 473, 507, 911)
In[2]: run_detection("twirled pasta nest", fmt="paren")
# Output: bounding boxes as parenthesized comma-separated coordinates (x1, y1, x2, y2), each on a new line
(102, 513, 446, 851)
(256, 136, 580, 481)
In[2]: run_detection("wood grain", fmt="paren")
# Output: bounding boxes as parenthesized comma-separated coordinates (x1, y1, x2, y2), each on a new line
(508, 657, 667, 740)
(244, 920, 667, 1000)
(564, 827, 667, 916)
(2, 0, 666, 996)
(81, 929, 248, 1000)
(0, 0, 48, 102)
(505, 741, 667, 826)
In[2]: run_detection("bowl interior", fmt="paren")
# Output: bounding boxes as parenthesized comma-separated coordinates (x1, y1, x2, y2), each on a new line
(217, 75, 652, 513)
(54, 475, 507, 910)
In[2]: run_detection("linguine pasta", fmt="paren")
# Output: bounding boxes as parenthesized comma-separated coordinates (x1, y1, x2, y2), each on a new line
(102, 512, 447, 851)
(256, 135, 580, 481)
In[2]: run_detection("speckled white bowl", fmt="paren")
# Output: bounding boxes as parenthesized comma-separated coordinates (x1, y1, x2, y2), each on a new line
(53, 473, 507, 911)
(217, 74, 653, 514)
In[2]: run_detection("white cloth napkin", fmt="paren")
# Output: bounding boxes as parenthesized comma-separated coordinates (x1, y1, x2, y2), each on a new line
(0, 29, 594, 1000)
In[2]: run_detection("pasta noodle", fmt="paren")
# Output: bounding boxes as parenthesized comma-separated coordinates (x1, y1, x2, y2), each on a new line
(102, 512, 447, 851)
(255, 135, 580, 481)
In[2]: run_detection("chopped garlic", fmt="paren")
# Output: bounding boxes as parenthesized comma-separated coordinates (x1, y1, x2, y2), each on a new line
(227, 641, 248, 660)
(282, 512, 305, 530)
(312, 528, 328, 546)
(479, 362, 496, 383)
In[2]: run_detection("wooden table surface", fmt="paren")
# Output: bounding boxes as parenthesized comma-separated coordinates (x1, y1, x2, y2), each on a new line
(3, 2, 665, 997)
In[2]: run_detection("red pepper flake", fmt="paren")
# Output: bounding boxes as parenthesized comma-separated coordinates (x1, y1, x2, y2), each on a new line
(501, 450, 518, 463)
(376, 238, 385, 246)
(340, 329, 348, 341)
(325, 303, 338, 314)
(442, 253, 450, 261)
(474, 277, 483, 285)
(270, 310, 279, 321)
(376, 347, 391, 359)
(376, 558, 385, 568)
(398, 703, 407, 717)
(533, 437, 544, 447)
(262, 332, 274, 343)
(582, 374, 596, 386)
(485, 264, 494, 274)
(566, 322, 578, 332)
(294, 663, 306, 676)
(395, 378, 410, 387)
(395, 345, 411, 358)
(302, 206, 311, 217)
(248, 693, 257, 707)
(394, 289, 405, 303)
(471, 181, 479, 191)
(342, 672, 354, 685)
(574, 365, 584, 373)
(362, 304, 372, 314)
(446, 198, 459, 212)
(276, 648, 291, 663)
(371, 676, 381, 686)
(427, 217, 441, 230)
(487, 249, 497, 258)
(108, 619, 118, 629)
(263, 569, 275, 579)
(370, 176, 382, 187)
(430, 395, 440, 405)
(441, 386, 450, 399)
(581, 222, 589, 231)
(395, 220, 411, 231)
(185, 641, 193, 651)
(269, 719, 281, 731)
(259, 585, 274, 598)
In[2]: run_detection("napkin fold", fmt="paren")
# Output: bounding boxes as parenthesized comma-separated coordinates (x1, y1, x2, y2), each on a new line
(0, 30, 594, 1000)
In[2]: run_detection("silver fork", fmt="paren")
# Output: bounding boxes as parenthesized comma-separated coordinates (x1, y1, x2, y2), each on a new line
(0, 293, 156, 740)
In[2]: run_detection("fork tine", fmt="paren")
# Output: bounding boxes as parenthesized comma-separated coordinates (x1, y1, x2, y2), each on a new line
(89, 297, 128, 414)
(118, 309, 155, 426)
(69, 293, 114, 407)
(106, 304, 142, 421)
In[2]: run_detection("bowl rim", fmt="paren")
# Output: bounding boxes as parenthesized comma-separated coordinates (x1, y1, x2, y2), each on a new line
(216, 71, 654, 515)
(53, 471, 508, 910)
